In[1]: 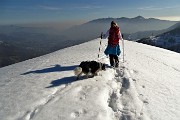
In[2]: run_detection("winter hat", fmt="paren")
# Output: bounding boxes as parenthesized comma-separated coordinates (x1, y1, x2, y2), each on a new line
(111, 21, 117, 26)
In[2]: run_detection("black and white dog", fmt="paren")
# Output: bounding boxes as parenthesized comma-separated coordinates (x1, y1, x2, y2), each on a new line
(74, 61, 106, 80)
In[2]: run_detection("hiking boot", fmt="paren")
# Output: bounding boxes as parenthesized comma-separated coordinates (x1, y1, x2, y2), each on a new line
(115, 61, 119, 68)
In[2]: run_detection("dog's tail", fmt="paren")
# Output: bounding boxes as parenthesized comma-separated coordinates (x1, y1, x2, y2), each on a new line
(74, 67, 82, 76)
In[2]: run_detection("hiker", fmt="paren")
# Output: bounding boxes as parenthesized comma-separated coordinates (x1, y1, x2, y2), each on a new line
(102, 21, 123, 67)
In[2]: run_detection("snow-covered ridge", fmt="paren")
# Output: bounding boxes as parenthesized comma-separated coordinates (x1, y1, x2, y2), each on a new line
(137, 24, 180, 53)
(0, 39, 180, 120)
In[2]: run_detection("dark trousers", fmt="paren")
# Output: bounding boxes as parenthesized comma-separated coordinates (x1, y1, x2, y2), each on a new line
(109, 54, 119, 67)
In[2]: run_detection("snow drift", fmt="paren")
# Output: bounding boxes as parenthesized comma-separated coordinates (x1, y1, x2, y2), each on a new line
(0, 38, 180, 120)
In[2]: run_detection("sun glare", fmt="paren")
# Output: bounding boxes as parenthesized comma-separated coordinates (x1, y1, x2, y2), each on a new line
(155, 16, 180, 21)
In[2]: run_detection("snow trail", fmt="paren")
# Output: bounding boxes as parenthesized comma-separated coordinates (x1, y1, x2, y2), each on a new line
(0, 39, 180, 120)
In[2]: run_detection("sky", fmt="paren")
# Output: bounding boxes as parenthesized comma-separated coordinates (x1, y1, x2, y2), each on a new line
(1, 0, 180, 25)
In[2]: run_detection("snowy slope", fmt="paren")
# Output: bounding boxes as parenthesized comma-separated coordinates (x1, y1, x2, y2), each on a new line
(137, 25, 180, 53)
(0, 39, 180, 120)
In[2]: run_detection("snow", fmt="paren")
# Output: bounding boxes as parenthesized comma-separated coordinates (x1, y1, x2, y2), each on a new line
(0, 38, 180, 120)
(148, 34, 180, 48)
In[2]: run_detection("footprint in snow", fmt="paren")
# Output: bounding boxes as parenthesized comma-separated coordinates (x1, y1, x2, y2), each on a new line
(79, 92, 86, 100)
(115, 66, 125, 77)
(78, 85, 92, 100)
(130, 69, 139, 74)
(132, 79, 136, 82)
(71, 109, 87, 118)
(120, 113, 132, 120)
(120, 77, 130, 94)
(142, 85, 145, 88)
(143, 99, 149, 104)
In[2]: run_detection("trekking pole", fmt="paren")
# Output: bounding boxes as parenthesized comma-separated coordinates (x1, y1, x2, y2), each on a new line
(122, 35, 125, 63)
(98, 32, 103, 59)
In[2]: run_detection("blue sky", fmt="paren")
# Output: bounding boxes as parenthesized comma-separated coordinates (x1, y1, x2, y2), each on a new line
(1, 0, 180, 24)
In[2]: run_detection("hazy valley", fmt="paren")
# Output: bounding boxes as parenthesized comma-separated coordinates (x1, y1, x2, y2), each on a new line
(0, 16, 179, 68)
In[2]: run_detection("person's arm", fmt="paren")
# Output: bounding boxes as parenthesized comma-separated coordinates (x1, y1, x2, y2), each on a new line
(119, 30, 123, 40)
(101, 30, 109, 39)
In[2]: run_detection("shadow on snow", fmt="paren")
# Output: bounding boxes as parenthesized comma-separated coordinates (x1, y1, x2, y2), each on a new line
(46, 76, 84, 88)
(21, 64, 78, 75)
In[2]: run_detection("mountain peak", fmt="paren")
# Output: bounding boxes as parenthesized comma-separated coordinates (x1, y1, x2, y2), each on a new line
(133, 16, 145, 20)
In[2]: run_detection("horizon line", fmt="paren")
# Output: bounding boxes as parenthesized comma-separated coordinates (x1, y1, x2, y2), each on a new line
(0, 16, 179, 25)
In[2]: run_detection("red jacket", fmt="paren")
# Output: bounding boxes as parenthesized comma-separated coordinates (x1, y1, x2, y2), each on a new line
(108, 26, 120, 46)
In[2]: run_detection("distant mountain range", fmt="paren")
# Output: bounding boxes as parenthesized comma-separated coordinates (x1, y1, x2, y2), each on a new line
(62, 16, 178, 41)
(137, 22, 180, 53)
(0, 16, 179, 67)
(127, 21, 180, 40)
